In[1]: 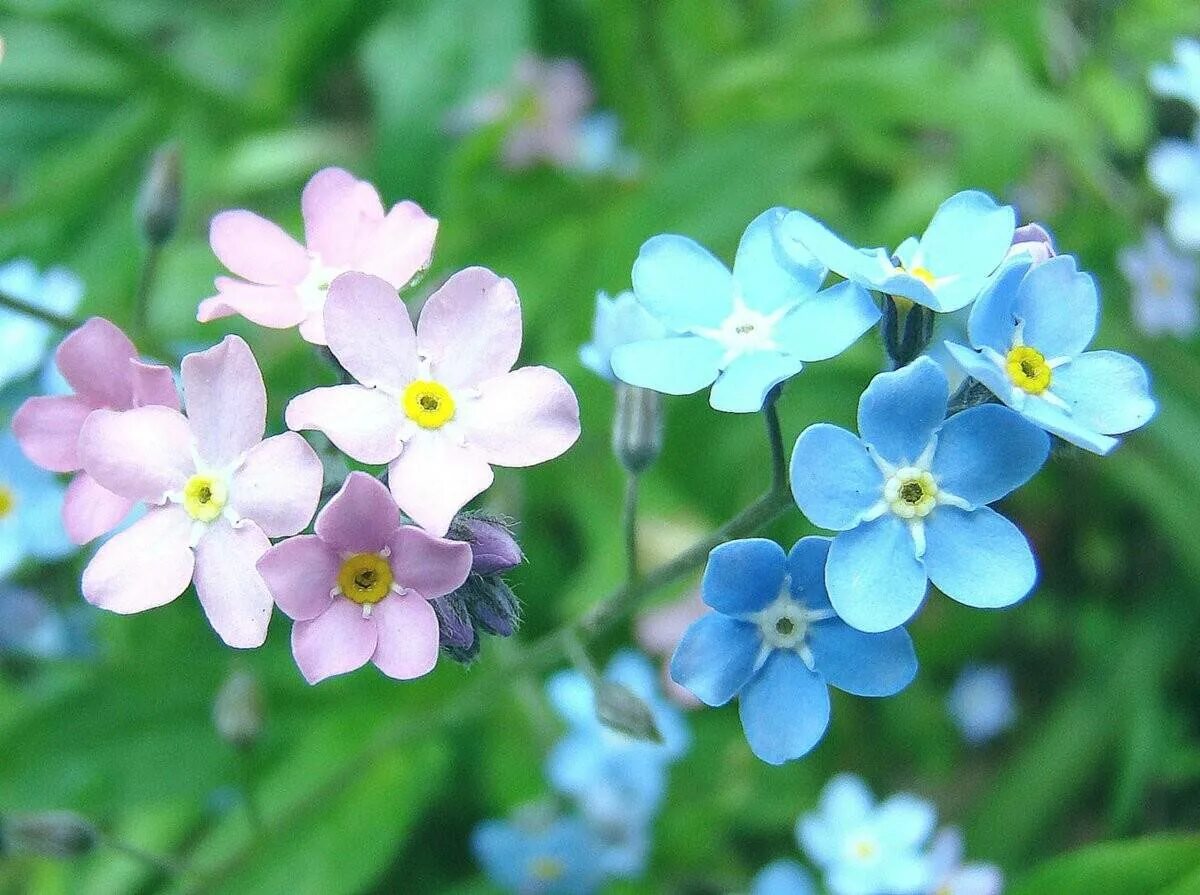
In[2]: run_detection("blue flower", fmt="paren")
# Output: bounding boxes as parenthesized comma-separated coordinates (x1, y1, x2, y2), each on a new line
(797, 774, 936, 895)
(1148, 127, 1200, 251)
(947, 664, 1017, 746)
(571, 112, 640, 179)
(790, 358, 1049, 633)
(944, 255, 1157, 455)
(1150, 38, 1200, 113)
(611, 208, 879, 413)
(472, 809, 603, 895)
(0, 585, 95, 660)
(579, 290, 668, 382)
(0, 433, 73, 579)
(1118, 227, 1199, 338)
(574, 778, 653, 879)
(924, 827, 1003, 895)
(780, 191, 1016, 313)
(751, 859, 818, 895)
(670, 537, 917, 765)
(0, 260, 83, 391)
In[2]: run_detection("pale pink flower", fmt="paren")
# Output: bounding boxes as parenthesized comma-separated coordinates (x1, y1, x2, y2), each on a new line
(259, 472, 471, 684)
(77, 335, 322, 648)
(13, 317, 178, 544)
(285, 270, 581, 535)
(636, 590, 708, 709)
(199, 167, 438, 345)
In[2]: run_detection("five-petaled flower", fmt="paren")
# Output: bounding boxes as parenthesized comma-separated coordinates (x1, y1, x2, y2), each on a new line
(1118, 227, 1199, 339)
(923, 827, 1003, 895)
(472, 808, 604, 895)
(670, 537, 917, 764)
(257, 472, 472, 684)
(285, 270, 581, 535)
(790, 358, 1049, 633)
(77, 335, 322, 647)
(610, 207, 880, 413)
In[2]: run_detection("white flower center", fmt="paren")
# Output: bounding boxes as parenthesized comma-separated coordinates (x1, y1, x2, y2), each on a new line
(747, 587, 835, 668)
(296, 254, 347, 316)
(861, 438, 971, 558)
(691, 293, 790, 367)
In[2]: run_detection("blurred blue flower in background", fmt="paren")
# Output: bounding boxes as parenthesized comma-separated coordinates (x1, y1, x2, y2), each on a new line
(570, 112, 640, 179)
(751, 859, 818, 895)
(472, 807, 603, 895)
(0, 260, 83, 391)
(1150, 38, 1200, 113)
(0, 433, 72, 579)
(923, 827, 1003, 895)
(1148, 127, 1200, 251)
(0, 586, 94, 661)
(947, 664, 1017, 746)
(579, 290, 667, 382)
(1118, 227, 1199, 338)
(670, 537, 917, 764)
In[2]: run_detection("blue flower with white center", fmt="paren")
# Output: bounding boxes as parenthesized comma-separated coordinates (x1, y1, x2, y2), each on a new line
(924, 827, 1003, 895)
(790, 357, 1049, 633)
(670, 537, 917, 765)
(751, 859, 818, 895)
(0, 433, 73, 580)
(780, 191, 1016, 313)
(1148, 127, 1200, 251)
(579, 290, 668, 382)
(0, 260, 83, 391)
(944, 255, 1158, 455)
(797, 774, 936, 895)
(947, 664, 1017, 746)
(610, 208, 880, 413)
(1150, 38, 1200, 113)
(1118, 227, 1199, 338)
(472, 808, 603, 895)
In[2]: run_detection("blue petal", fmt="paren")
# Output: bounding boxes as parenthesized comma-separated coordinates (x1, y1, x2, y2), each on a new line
(826, 516, 928, 633)
(932, 404, 1049, 506)
(631, 233, 734, 331)
(786, 536, 834, 611)
(1148, 137, 1200, 197)
(809, 620, 917, 697)
(923, 506, 1037, 609)
(546, 731, 604, 794)
(797, 774, 876, 866)
(872, 272, 945, 310)
(0, 521, 22, 579)
(611, 335, 724, 395)
(772, 280, 881, 361)
(790, 424, 884, 531)
(739, 650, 831, 764)
(709, 351, 804, 413)
(752, 859, 819, 895)
(857, 357, 949, 466)
(943, 341, 1015, 406)
(670, 614, 761, 707)
(917, 190, 1016, 281)
(732, 207, 825, 312)
(1020, 399, 1120, 455)
(1010, 255, 1099, 359)
(546, 668, 596, 727)
(779, 210, 894, 287)
(702, 538, 787, 613)
(605, 648, 660, 697)
(1050, 350, 1157, 436)
(874, 793, 938, 850)
(965, 259, 1033, 353)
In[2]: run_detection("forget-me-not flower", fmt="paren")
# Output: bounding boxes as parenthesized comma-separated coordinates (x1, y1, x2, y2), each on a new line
(751, 859, 818, 895)
(574, 777, 653, 879)
(924, 827, 1003, 895)
(472, 808, 603, 895)
(1118, 227, 1199, 338)
(0, 433, 73, 580)
(944, 255, 1157, 455)
(0, 259, 83, 391)
(579, 290, 667, 382)
(611, 208, 880, 413)
(780, 191, 1016, 313)
(947, 664, 1017, 746)
(1150, 38, 1200, 113)
(798, 773, 936, 895)
(1148, 127, 1200, 251)
(670, 537, 917, 765)
(791, 358, 1049, 633)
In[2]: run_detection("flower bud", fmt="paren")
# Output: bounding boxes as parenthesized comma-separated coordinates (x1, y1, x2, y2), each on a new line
(135, 143, 182, 247)
(212, 669, 264, 750)
(594, 681, 663, 744)
(2, 811, 98, 858)
(432, 592, 475, 651)
(469, 576, 521, 637)
(1007, 222, 1057, 263)
(460, 518, 523, 575)
(611, 383, 663, 475)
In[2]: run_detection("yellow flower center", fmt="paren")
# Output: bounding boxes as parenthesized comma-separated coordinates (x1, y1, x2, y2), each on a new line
(1149, 270, 1172, 296)
(402, 380, 456, 429)
(337, 553, 394, 605)
(1005, 345, 1052, 395)
(906, 265, 937, 286)
(885, 468, 938, 519)
(183, 474, 228, 522)
(528, 856, 565, 882)
(850, 836, 879, 861)
(0, 483, 15, 520)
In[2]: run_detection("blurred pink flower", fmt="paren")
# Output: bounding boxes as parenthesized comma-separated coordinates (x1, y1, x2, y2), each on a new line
(286, 270, 580, 535)
(77, 335, 322, 648)
(199, 167, 437, 345)
(259, 472, 472, 684)
(635, 590, 707, 709)
(13, 317, 178, 544)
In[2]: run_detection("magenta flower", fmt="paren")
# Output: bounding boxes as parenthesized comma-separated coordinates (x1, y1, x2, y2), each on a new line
(199, 167, 438, 345)
(258, 472, 472, 684)
(77, 335, 322, 648)
(13, 317, 178, 544)
(285, 270, 581, 535)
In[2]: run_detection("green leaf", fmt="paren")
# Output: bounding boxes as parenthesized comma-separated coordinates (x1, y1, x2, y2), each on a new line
(1010, 835, 1200, 895)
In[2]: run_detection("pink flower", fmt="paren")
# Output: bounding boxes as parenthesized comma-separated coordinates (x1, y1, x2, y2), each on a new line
(12, 317, 178, 544)
(285, 270, 581, 535)
(635, 590, 708, 709)
(77, 335, 322, 648)
(258, 472, 472, 684)
(199, 167, 438, 345)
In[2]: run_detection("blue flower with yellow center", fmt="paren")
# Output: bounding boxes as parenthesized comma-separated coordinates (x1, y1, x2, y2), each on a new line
(0, 433, 72, 580)
(472, 809, 603, 895)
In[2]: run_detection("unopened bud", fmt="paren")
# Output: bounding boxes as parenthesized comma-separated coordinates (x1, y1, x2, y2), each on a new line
(461, 518, 523, 575)
(612, 383, 663, 475)
(135, 143, 182, 247)
(432, 592, 475, 652)
(594, 681, 663, 744)
(213, 669, 263, 749)
(469, 576, 521, 637)
(3, 811, 98, 858)
(1006, 222, 1057, 263)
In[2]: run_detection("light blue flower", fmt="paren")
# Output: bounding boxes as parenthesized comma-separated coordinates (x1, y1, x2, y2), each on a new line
(1148, 127, 1200, 251)
(944, 255, 1158, 455)
(1118, 227, 1198, 338)
(571, 112, 640, 179)
(947, 664, 1017, 746)
(0, 433, 73, 579)
(579, 290, 668, 381)
(780, 191, 1016, 313)
(751, 859, 818, 895)
(574, 778, 653, 879)
(0, 585, 94, 660)
(472, 809, 604, 895)
(611, 208, 880, 413)
(797, 773, 935, 895)
(1150, 38, 1200, 113)
(0, 260, 83, 391)
(924, 827, 1003, 895)
(670, 537, 917, 765)
(790, 358, 1049, 633)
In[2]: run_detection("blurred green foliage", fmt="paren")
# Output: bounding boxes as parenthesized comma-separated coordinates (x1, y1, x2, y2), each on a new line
(1, 0, 1200, 891)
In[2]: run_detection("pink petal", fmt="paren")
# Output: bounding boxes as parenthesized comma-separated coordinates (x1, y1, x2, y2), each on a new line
(354, 201, 438, 287)
(181, 335, 266, 469)
(257, 534, 339, 621)
(462, 366, 580, 467)
(13, 395, 94, 472)
(301, 167, 385, 267)
(285, 384, 406, 465)
(209, 210, 308, 286)
(54, 317, 137, 408)
(314, 471, 399, 554)
(231, 432, 322, 537)
(297, 311, 328, 345)
(198, 278, 308, 329)
(130, 360, 180, 410)
(387, 433, 494, 537)
(371, 593, 439, 680)
(193, 519, 273, 648)
(81, 505, 194, 613)
(387, 526, 472, 599)
(79, 406, 193, 503)
(416, 267, 523, 388)
(63, 473, 134, 544)
(291, 597, 378, 684)
(636, 591, 707, 655)
(324, 272, 418, 389)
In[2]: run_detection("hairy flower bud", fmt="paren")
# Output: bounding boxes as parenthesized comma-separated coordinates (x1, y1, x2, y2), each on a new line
(432, 592, 476, 652)
(594, 681, 664, 744)
(2, 811, 98, 858)
(469, 576, 521, 637)
(212, 669, 264, 750)
(460, 518, 524, 575)
(135, 143, 182, 247)
(611, 383, 663, 475)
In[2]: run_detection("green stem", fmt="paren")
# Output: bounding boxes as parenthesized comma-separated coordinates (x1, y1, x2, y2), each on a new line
(764, 389, 787, 493)
(99, 832, 183, 876)
(0, 290, 84, 330)
(622, 472, 641, 583)
(133, 243, 162, 336)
